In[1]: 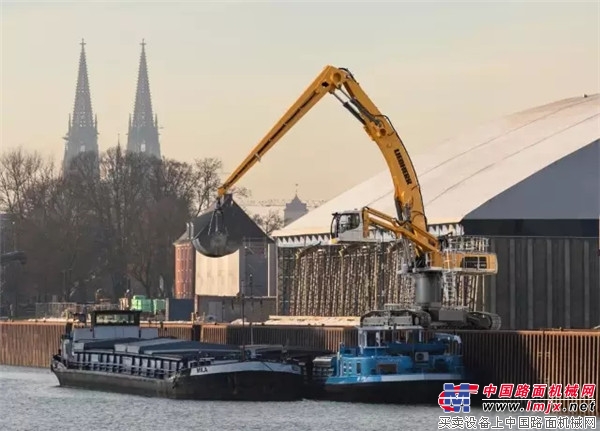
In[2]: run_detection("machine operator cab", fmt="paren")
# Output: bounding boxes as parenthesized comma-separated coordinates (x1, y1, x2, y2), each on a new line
(330, 210, 394, 244)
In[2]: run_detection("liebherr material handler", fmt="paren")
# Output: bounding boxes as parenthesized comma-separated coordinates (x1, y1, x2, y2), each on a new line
(192, 65, 501, 330)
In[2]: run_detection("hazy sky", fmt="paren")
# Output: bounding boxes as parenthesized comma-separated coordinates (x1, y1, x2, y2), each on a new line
(2, 1, 599, 201)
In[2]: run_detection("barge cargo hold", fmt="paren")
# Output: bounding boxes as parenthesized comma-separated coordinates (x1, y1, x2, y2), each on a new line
(50, 310, 303, 401)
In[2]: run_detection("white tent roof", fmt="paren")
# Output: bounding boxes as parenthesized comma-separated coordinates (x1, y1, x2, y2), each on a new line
(273, 94, 600, 238)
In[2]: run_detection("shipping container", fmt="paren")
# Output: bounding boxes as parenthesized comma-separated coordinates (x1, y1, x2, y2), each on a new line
(166, 298, 194, 321)
(131, 295, 153, 313)
(153, 299, 166, 314)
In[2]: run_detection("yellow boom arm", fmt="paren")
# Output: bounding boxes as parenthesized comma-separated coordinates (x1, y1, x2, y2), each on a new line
(361, 207, 439, 255)
(360, 207, 497, 274)
(217, 65, 438, 253)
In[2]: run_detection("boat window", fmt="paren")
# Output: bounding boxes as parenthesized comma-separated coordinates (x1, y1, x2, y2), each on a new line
(94, 312, 139, 326)
(359, 332, 368, 347)
(356, 362, 361, 375)
(382, 331, 393, 345)
(366, 331, 378, 347)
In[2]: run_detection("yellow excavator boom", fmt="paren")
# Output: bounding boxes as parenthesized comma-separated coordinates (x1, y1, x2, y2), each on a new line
(209, 65, 437, 257)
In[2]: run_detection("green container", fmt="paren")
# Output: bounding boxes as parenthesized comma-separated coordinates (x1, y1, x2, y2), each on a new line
(130, 298, 142, 311)
(153, 299, 166, 314)
(142, 299, 153, 313)
(131, 297, 153, 313)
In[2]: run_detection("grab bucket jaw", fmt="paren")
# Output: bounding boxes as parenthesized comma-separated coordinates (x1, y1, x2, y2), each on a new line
(191, 194, 246, 258)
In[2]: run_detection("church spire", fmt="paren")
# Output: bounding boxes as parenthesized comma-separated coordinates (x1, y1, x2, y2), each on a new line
(127, 39, 161, 158)
(62, 39, 99, 174)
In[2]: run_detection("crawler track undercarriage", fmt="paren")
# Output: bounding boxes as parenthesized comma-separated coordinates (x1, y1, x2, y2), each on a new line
(379, 237, 503, 331)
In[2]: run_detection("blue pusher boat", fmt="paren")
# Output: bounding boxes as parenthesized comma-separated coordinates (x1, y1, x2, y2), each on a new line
(308, 307, 466, 404)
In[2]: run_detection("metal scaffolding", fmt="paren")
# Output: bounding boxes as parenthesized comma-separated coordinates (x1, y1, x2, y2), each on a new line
(277, 243, 485, 317)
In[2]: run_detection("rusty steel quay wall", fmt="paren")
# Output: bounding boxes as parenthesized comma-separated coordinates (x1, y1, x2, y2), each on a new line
(1, 322, 598, 416)
(0, 322, 192, 367)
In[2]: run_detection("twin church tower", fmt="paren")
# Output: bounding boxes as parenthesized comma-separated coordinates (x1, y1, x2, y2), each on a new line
(62, 39, 161, 174)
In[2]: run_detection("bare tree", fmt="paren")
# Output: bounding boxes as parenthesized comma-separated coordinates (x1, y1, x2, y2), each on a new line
(0, 145, 261, 308)
(252, 210, 284, 235)
(193, 157, 250, 215)
(0, 148, 60, 304)
(0, 146, 55, 218)
(128, 156, 198, 297)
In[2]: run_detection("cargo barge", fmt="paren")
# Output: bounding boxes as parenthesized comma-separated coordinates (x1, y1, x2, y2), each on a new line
(50, 310, 303, 401)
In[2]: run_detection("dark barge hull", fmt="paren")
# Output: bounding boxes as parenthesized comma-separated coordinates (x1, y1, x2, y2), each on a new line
(309, 379, 452, 404)
(51, 365, 303, 401)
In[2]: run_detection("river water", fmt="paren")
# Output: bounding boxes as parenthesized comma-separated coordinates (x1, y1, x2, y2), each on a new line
(0, 365, 592, 431)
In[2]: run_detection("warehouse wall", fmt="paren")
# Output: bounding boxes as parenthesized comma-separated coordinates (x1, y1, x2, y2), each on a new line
(195, 250, 241, 297)
(196, 295, 277, 323)
(487, 236, 599, 329)
(195, 239, 276, 298)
